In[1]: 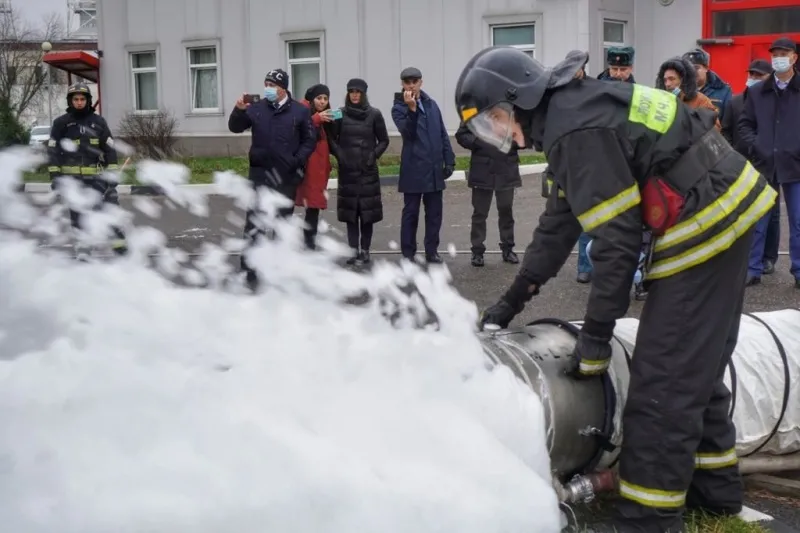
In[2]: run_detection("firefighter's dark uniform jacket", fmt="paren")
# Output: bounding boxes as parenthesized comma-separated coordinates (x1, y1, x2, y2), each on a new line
(519, 78, 776, 330)
(47, 110, 119, 180)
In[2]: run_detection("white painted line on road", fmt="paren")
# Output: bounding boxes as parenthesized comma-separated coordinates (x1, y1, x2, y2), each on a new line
(739, 505, 774, 523)
(20, 167, 559, 194)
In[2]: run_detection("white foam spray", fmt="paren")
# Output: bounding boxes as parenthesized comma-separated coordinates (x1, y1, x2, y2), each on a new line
(0, 148, 563, 533)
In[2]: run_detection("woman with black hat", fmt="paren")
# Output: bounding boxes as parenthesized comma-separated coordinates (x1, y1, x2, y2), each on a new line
(296, 83, 336, 249)
(333, 78, 390, 265)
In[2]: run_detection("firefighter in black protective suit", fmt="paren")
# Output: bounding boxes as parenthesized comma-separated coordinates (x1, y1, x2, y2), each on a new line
(48, 82, 127, 255)
(455, 47, 777, 532)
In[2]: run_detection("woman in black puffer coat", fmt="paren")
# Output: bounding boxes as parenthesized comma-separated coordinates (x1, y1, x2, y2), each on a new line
(332, 78, 390, 265)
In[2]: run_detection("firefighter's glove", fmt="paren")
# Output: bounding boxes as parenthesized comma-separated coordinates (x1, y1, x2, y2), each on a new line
(479, 275, 539, 329)
(567, 329, 613, 380)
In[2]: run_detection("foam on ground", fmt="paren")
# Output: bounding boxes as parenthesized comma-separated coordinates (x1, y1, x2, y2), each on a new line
(0, 148, 562, 533)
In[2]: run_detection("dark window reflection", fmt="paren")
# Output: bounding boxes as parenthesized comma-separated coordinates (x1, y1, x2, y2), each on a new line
(713, 7, 800, 36)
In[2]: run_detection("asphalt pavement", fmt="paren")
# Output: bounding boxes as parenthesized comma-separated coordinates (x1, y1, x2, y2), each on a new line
(13, 176, 800, 530)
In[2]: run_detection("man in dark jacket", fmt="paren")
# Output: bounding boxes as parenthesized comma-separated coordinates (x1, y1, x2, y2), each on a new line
(575, 46, 635, 283)
(228, 68, 316, 290)
(458, 47, 776, 532)
(391, 67, 456, 263)
(456, 122, 521, 267)
(48, 82, 125, 259)
(722, 59, 779, 275)
(684, 48, 733, 122)
(738, 37, 800, 289)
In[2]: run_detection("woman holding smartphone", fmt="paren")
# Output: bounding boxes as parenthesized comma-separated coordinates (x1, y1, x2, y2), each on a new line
(332, 77, 390, 265)
(296, 84, 336, 249)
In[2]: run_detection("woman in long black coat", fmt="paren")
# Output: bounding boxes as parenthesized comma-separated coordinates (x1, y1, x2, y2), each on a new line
(332, 78, 390, 264)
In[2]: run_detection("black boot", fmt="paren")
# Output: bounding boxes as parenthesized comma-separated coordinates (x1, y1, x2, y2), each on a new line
(426, 253, 443, 264)
(346, 249, 359, 265)
(745, 275, 761, 287)
(502, 249, 519, 264)
(763, 259, 775, 275)
(576, 272, 592, 284)
(359, 250, 371, 264)
(471, 253, 484, 267)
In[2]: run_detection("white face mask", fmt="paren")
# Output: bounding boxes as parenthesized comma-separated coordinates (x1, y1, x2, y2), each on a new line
(745, 78, 762, 88)
(772, 56, 792, 73)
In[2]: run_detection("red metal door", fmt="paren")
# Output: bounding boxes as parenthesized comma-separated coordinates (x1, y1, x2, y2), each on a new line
(702, 0, 800, 93)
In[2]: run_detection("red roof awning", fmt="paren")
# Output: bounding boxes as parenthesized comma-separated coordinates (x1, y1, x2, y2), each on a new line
(42, 50, 100, 82)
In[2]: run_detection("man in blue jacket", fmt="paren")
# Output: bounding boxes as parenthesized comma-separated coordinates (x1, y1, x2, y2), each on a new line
(228, 68, 316, 291)
(684, 48, 733, 122)
(391, 67, 456, 263)
(738, 37, 800, 289)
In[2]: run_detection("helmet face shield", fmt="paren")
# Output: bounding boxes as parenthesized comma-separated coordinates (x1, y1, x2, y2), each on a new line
(464, 102, 516, 154)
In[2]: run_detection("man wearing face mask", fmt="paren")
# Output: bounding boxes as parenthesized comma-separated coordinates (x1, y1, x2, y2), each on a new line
(722, 60, 780, 278)
(738, 38, 800, 289)
(656, 56, 721, 129)
(456, 46, 776, 532)
(228, 68, 316, 291)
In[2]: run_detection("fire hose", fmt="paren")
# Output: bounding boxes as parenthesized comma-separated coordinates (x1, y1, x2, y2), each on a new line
(479, 309, 800, 504)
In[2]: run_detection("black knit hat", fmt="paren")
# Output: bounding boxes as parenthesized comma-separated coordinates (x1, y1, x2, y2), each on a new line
(304, 84, 330, 102)
(346, 78, 368, 93)
(265, 68, 289, 90)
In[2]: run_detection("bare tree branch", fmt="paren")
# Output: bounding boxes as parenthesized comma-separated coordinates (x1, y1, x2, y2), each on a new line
(0, 8, 65, 120)
(118, 110, 181, 160)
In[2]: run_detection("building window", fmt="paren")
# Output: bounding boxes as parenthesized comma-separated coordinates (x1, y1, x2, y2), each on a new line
(491, 23, 535, 57)
(188, 46, 220, 112)
(286, 39, 322, 98)
(602, 19, 627, 66)
(712, 6, 800, 37)
(130, 51, 158, 111)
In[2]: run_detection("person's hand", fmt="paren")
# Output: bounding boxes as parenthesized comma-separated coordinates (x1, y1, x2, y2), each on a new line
(404, 90, 417, 111)
(565, 330, 613, 379)
(479, 299, 520, 330)
(444, 165, 454, 179)
(235, 93, 250, 110)
(317, 110, 333, 122)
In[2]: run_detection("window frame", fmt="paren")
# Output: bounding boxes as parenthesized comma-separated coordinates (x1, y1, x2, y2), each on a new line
(184, 39, 223, 115)
(483, 14, 542, 59)
(490, 23, 537, 57)
(128, 48, 160, 114)
(601, 18, 629, 68)
(282, 31, 326, 97)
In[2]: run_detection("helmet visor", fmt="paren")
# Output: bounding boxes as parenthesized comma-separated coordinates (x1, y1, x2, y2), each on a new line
(465, 102, 516, 154)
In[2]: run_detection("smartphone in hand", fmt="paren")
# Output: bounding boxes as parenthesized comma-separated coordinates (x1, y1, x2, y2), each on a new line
(243, 94, 261, 104)
(328, 108, 343, 120)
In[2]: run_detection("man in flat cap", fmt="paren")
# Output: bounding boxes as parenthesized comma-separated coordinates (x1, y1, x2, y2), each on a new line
(722, 59, 780, 278)
(683, 48, 732, 122)
(391, 66, 456, 264)
(739, 37, 800, 289)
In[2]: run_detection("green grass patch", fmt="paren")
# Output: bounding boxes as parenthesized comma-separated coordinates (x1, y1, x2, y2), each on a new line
(22, 153, 547, 185)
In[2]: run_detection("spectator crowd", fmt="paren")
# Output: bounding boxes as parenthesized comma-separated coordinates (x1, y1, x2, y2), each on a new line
(226, 39, 800, 294)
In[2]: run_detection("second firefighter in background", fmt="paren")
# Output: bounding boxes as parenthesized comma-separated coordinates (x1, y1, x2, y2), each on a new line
(47, 82, 126, 255)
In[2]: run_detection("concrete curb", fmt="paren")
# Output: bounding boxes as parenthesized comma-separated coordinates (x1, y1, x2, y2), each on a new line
(20, 164, 549, 196)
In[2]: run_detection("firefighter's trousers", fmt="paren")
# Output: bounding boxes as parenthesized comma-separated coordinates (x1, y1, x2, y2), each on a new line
(614, 229, 753, 532)
(54, 175, 127, 252)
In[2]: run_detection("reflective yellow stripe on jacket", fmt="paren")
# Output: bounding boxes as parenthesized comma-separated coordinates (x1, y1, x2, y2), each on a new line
(55, 166, 101, 176)
(654, 163, 762, 253)
(577, 184, 641, 232)
(545, 178, 566, 198)
(619, 479, 685, 509)
(647, 181, 777, 280)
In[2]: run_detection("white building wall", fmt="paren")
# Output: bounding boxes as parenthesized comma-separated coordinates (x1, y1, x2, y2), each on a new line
(97, 0, 704, 155)
(633, 0, 703, 88)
